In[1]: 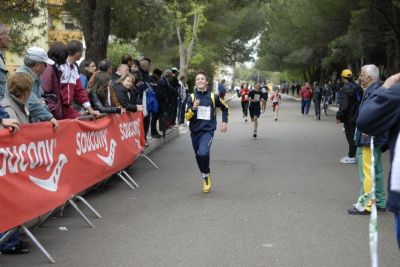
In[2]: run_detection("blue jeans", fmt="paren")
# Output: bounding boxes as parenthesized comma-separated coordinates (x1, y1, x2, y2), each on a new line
(178, 98, 186, 124)
(0, 229, 20, 251)
(323, 96, 329, 113)
(301, 99, 311, 115)
(191, 131, 214, 174)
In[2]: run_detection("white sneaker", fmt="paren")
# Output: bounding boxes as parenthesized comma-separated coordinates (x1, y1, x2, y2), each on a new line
(178, 125, 189, 134)
(340, 156, 356, 164)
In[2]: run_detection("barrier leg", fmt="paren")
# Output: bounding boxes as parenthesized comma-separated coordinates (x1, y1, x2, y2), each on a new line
(68, 199, 95, 228)
(37, 209, 57, 227)
(141, 153, 159, 169)
(0, 228, 18, 246)
(73, 196, 102, 218)
(117, 172, 135, 190)
(21, 225, 56, 264)
(122, 170, 139, 188)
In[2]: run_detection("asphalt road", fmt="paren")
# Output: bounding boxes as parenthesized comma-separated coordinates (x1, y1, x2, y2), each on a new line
(2, 96, 399, 266)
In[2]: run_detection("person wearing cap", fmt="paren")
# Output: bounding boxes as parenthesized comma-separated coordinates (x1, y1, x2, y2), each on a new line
(0, 24, 11, 101)
(336, 69, 364, 164)
(16, 47, 59, 128)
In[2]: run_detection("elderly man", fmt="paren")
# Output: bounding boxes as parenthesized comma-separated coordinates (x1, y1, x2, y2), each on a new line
(347, 65, 386, 215)
(357, 72, 400, 248)
(0, 24, 11, 100)
(16, 47, 59, 128)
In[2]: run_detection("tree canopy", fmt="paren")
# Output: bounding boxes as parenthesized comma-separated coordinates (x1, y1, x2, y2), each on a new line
(257, 0, 400, 82)
(5, 0, 398, 83)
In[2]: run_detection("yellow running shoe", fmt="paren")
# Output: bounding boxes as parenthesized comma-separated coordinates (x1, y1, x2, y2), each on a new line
(203, 175, 211, 193)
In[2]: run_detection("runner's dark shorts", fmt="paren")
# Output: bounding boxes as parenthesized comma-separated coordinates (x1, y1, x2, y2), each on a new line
(249, 104, 261, 118)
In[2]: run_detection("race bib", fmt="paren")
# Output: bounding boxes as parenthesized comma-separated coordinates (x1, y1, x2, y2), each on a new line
(197, 106, 211, 120)
(253, 94, 260, 101)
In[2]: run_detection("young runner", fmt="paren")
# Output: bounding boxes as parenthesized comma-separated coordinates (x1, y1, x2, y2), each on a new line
(261, 81, 269, 113)
(248, 82, 264, 138)
(270, 89, 282, 121)
(185, 70, 229, 193)
(239, 82, 250, 122)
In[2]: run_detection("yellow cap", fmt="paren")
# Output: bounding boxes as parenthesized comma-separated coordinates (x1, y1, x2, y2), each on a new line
(341, 69, 353, 78)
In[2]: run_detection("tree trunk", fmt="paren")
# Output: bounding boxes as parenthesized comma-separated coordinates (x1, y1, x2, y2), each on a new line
(80, 0, 111, 63)
(231, 62, 236, 86)
(176, 11, 200, 79)
(177, 26, 186, 78)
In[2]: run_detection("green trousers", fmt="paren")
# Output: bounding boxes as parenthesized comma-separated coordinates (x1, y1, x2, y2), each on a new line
(357, 146, 386, 210)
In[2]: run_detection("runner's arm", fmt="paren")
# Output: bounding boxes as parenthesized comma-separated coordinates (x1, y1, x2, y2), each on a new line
(216, 96, 229, 123)
(185, 95, 195, 121)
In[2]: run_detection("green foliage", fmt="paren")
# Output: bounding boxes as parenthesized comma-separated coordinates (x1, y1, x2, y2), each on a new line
(107, 40, 139, 69)
(257, 0, 359, 80)
(0, 0, 47, 55)
(258, 0, 400, 78)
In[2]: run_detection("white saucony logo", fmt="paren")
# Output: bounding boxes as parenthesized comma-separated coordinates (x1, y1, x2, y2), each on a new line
(29, 154, 68, 192)
(96, 139, 117, 166)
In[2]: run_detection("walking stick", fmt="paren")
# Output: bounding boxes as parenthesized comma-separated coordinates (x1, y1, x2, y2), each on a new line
(369, 137, 378, 267)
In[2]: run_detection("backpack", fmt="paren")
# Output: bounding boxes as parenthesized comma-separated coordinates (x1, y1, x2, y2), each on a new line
(145, 82, 159, 113)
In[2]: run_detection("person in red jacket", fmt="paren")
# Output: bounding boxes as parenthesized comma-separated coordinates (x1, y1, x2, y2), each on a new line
(299, 82, 313, 116)
(41, 41, 99, 119)
(239, 82, 250, 122)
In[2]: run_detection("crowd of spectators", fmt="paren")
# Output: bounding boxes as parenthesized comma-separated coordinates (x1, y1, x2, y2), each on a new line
(0, 23, 190, 254)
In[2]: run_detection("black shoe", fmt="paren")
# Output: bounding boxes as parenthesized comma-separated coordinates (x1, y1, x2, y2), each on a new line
(151, 133, 162, 139)
(274, 118, 278, 121)
(347, 207, 370, 215)
(1, 241, 30, 254)
(253, 133, 257, 138)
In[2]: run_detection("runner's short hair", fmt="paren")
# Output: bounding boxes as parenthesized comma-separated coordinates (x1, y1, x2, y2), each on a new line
(196, 70, 207, 80)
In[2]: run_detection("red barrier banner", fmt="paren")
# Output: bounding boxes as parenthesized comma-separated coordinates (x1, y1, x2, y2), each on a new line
(0, 112, 145, 232)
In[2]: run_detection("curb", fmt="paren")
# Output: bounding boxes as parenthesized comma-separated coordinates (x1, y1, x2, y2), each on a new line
(143, 128, 179, 156)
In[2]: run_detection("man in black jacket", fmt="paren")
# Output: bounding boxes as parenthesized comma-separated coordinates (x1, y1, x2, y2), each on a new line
(139, 58, 153, 141)
(312, 82, 322, 120)
(336, 69, 363, 164)
(169, 67, 180, 127)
